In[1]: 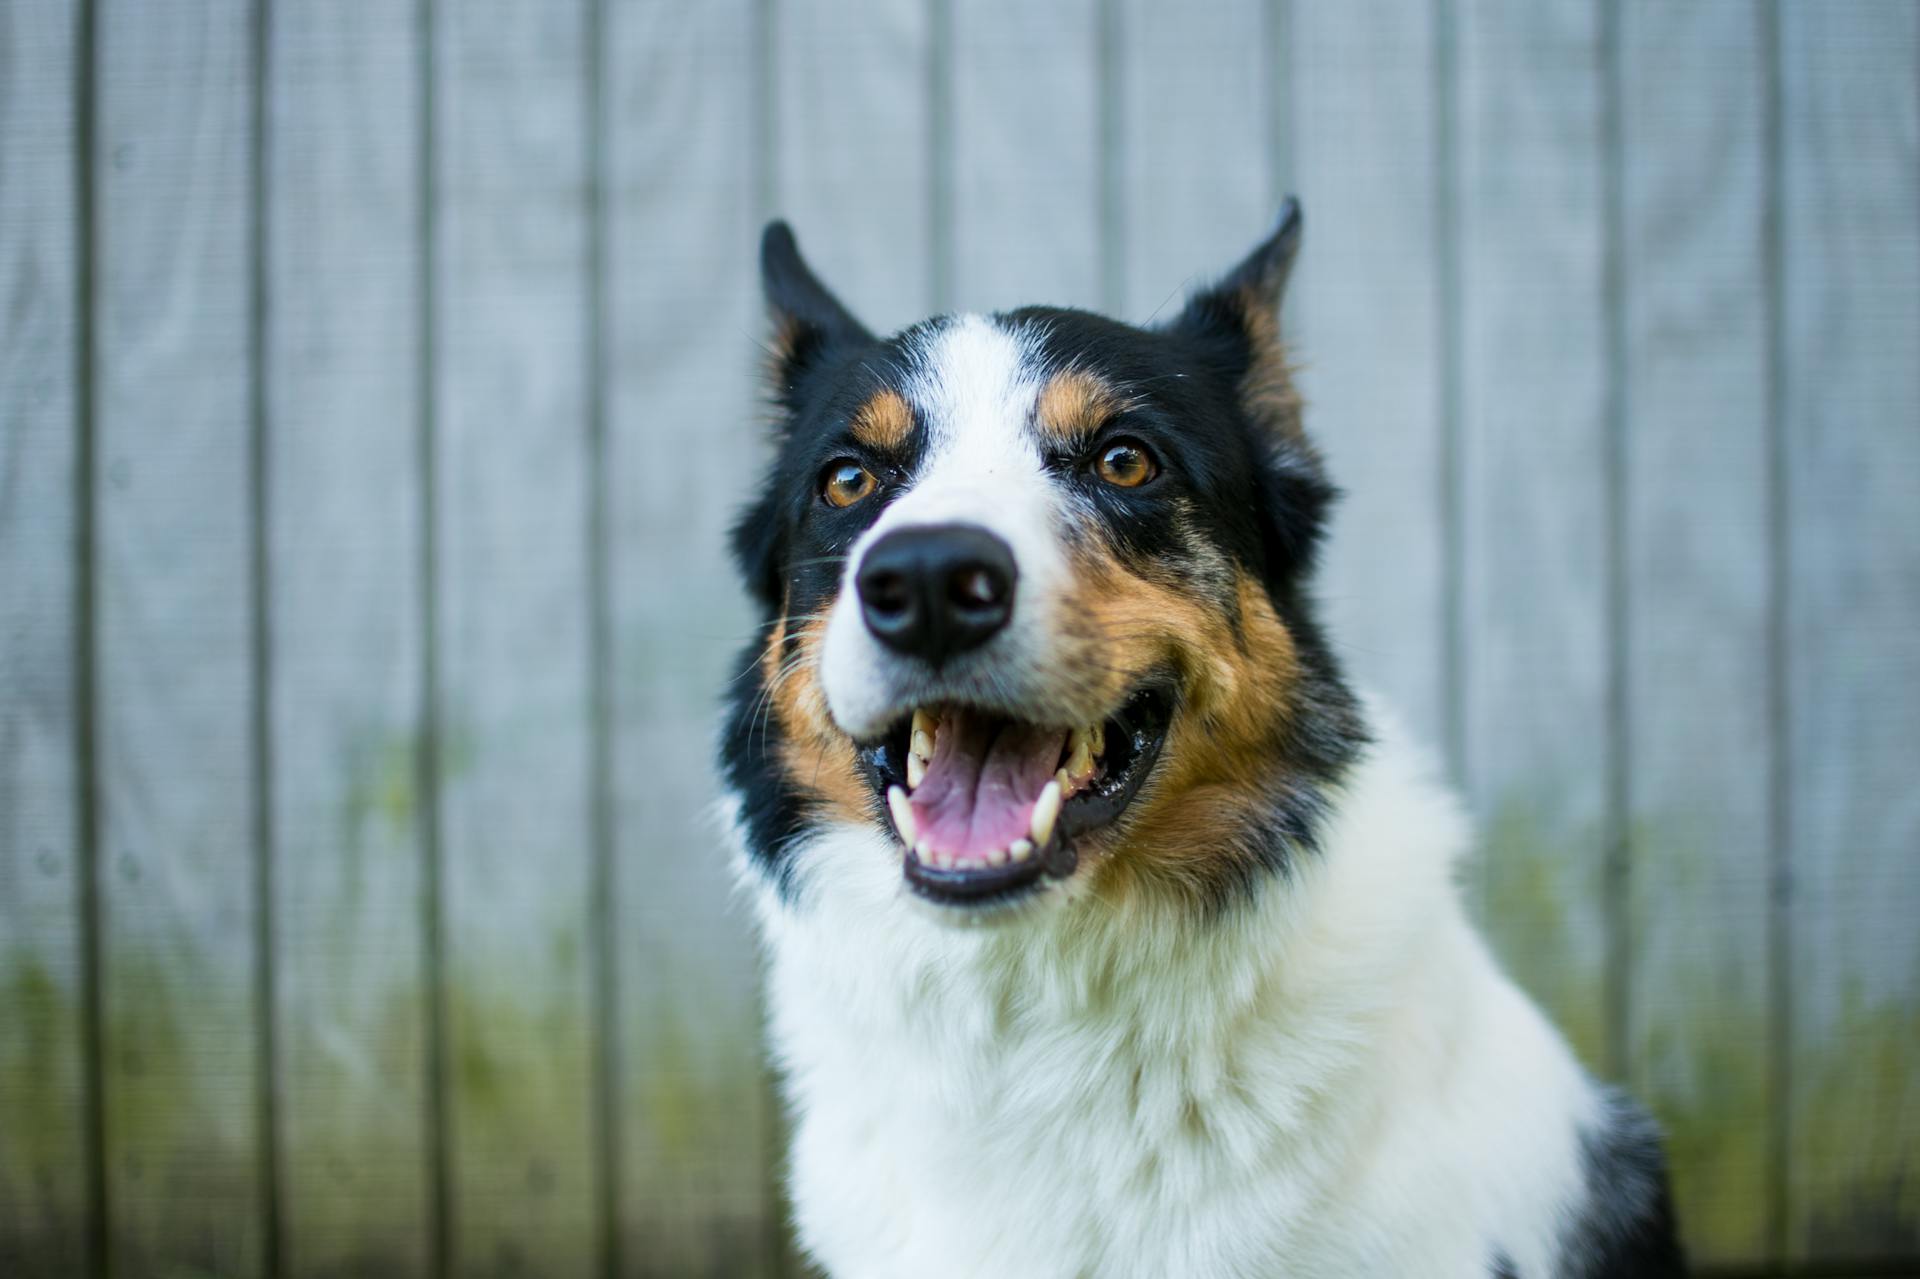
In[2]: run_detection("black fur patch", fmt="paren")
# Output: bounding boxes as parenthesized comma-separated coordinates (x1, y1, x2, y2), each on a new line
(1557, 1091, 1688, 1277)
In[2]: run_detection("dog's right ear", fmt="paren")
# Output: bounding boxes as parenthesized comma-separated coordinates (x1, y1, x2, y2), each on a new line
(761, 221, 872, 408)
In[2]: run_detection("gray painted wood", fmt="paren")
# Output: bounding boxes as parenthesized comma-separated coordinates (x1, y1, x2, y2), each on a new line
(603, 0, 781, 1271)
(93, 0, 264, 1272)
(265, 3, 432, 1274)
(1454, 0, 1611, 1070)
(0, 2, 86, 1274)
(1618, 4, 1774, 1265)
(1779, 2, 1920, 1261)
(1115, 0, 1271, 323)
(1288, 0, 1449, 757)
(775, 0, 933, 335)
(0, 3, 1918, 1267)
(949, 0, 1102, 315)
(432, 0, 599, 1272)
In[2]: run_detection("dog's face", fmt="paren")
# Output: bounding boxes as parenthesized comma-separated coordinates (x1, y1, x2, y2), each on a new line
(724, 204, 1362, 917)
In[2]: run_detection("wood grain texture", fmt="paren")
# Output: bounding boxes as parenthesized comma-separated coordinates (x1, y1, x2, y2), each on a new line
(1618, 3, 1774, 1265)
(265, 2, 432, 1274)
(774, 0, 933, 335)
(1454, 0, 1611, 1070)
(603, 0, 781, 1272)
(1779, 2, 1920, 1260)
(0, 2, 87, 1274)
(1288, 0, 1448, 755)
(94, 0, 264, 1272)
(948, 0, 1102, 315)
(1115, 0, 1270, 323)
(433, 0, 599, 1272)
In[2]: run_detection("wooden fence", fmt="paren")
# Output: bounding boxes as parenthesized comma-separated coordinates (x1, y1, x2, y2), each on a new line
(2, 0, 1915, 1274)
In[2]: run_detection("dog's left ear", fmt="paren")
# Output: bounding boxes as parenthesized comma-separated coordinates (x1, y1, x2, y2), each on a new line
(1166, 198, 1304, 437)
(1170, 199, 1333, 579)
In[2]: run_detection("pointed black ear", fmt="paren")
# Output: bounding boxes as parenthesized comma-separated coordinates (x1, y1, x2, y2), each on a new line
(761, 221, 872, 402)
(1172, 200, 1329, 584)
(1170, 197, 1302, 343)
(1216, 196, 1303, 310)
(1167, 198, 1307, 441)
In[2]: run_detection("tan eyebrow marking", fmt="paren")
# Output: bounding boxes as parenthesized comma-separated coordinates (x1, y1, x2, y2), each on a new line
(848, 387, 916, 451)
(1035, 369, 1129, 443)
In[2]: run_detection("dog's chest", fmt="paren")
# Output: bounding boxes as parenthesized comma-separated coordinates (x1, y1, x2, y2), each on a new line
(763, 914, 1371, 1278)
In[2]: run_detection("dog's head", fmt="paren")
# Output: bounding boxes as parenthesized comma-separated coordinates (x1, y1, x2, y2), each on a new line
(723, 202, 1363, 918)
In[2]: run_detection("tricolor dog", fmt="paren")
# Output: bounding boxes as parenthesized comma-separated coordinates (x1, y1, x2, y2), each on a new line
(720, 202, 1686, 1278)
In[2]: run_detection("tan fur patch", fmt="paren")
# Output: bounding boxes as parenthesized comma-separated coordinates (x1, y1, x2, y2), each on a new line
(849, 387, 916, 451)
(761, 610, 869, 824)
(1056, 547, 1305, 904)
(1035, 369, 1129, 444)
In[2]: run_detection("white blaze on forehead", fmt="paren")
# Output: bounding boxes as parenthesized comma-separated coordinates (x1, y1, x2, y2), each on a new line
(818, 314, 1073, 738)
(875, 313, 1058, 560)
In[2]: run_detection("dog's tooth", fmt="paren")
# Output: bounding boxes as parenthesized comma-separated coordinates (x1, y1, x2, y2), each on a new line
(1030, 780, 1062, 848)
(1065, 739, 1094, 784)
(911, 728, 934, 761)
(934, 849, 955, 870)
(1055, 766, 1072, 795)
(986, 846, 1008, 867)
(906, 752, 926, 789)
(1009, 838, 1034, 862)
(912, 707, 937, 746)
(1091, 721, 1105, 757)
(915, 839, 931, 862)
(887, 786, 916, 847)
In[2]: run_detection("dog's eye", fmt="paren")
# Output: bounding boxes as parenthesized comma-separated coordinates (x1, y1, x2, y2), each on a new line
(821, 460, 879, 508)
(1094, 438, 1157, 488)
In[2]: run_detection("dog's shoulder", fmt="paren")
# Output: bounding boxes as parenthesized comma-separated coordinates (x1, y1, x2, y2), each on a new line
(1553, 1088, 1687, 1278)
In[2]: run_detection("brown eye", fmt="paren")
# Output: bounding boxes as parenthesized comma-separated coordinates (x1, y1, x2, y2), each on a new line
(821, 460, 878, 508)
(1094, 438, 1157, 488)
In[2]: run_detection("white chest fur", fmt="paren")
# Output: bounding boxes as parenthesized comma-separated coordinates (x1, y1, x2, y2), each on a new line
(743, 714, 1604, 1278)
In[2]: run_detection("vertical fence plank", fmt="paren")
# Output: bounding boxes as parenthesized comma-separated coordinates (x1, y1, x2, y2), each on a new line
(604, 0, 778, 1273)
(1781, 2, 1920, 1262)
(94, 0, 264, 1272)
(1455, 0, 1611, 1070)
(775, 0, 933, 334)
(0, 1, 87, 1273)
(1618, 3, 1774, 1266)
(266, 2, 432, 1274)
(948, 0, 1101, 314)
(1115, 0, 1269, 322)
(1289, 0, 1447, 752)
(433, 0, 599, 1272)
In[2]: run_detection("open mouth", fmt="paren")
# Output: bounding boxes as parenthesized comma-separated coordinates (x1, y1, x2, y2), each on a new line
(856, 683, 1174, 907)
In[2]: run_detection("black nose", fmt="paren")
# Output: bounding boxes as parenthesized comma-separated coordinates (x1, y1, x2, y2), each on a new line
(856, 524, 1018, 666)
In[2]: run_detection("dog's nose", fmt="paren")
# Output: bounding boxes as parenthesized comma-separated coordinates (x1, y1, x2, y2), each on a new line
(856, 524, 1017, 666)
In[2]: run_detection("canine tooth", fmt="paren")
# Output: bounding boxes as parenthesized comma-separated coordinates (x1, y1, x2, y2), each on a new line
(912, 707, 937, 746)
(1091, 722, 1106, 757)
(1030, 780, 1062, 848)
(915, 839, 931, 862)
(911, 728, 934, 760)
(987, 846, 1008, 867)
(906, 752, 927, 789)
(1009, 838, 1033, 862)
(1066, 739, 1094, 784)
(887, 786, 916, 847)
(1056, 767, 1071, 794)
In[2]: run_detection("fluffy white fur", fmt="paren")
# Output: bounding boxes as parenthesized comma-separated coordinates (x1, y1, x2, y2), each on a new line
(735, 703, 1606, 1278)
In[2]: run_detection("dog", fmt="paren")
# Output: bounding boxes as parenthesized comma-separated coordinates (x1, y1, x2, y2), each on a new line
(718, 201, 1686, 1278)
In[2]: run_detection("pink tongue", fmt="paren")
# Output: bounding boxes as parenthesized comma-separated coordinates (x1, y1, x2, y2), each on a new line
(909, 709, 1066, 860)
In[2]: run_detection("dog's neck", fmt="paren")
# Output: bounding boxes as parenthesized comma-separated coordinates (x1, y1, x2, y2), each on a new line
(749, 704, 1475, 1120)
